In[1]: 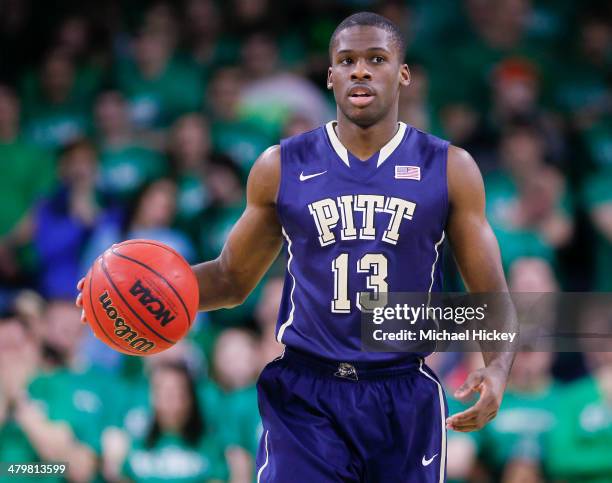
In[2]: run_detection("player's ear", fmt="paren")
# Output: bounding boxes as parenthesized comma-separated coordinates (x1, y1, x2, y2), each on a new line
(327, 67, 333, 90)
(400, 64, 410, 87)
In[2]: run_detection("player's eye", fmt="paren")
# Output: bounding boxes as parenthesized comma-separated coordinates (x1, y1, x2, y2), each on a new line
(340, 57, 353, 65)
(372, 56, 385, 64)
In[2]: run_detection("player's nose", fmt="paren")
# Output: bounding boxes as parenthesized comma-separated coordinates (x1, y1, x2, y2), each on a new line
(350, 58, 372, 81)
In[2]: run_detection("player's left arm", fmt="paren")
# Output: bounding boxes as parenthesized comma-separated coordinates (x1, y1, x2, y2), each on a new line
(444, 145, 517, 433)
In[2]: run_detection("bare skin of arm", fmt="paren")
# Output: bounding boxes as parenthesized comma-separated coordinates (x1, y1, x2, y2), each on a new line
(76, 146, 283, 315)
(444, 146, 517, 432)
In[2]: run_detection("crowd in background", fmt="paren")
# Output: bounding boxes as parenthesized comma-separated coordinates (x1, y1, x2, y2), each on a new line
(0, 0, 610, 482)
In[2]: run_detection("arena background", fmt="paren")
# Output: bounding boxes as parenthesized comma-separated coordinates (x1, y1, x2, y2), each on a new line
(0, 0, 610, 481)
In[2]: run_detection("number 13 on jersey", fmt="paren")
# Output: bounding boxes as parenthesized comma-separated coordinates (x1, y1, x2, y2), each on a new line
(332, 253, 388, 313)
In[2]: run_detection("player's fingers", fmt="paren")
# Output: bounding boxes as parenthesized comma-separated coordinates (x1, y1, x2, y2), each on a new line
(76, 292, 83, 308)
(77, 278, 85, 291)
(80, 309, 87, 325)
(447, 391, 491, 425)
(454, 372, 484, 400)
(447, 388, 498, 429)
(448, 421, 480, 433)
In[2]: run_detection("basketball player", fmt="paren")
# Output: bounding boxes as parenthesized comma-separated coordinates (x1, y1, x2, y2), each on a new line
(77, 12, 516, 483)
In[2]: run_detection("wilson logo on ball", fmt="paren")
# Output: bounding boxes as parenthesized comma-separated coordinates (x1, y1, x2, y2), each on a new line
(129, 279, 177, 327)
(99, 291, 156, 353)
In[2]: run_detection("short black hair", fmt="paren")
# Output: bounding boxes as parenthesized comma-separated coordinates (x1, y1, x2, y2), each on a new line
(329, 12, 406, 60)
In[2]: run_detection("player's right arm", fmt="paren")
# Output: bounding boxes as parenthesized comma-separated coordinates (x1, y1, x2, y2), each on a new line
(191, 145, 284, 310)
(76, 146, 282, 317)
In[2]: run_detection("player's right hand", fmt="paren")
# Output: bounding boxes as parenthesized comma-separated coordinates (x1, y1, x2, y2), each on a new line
(75, 278, 87, 324)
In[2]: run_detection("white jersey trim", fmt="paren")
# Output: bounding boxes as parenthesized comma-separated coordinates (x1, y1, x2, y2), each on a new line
(325, 121, 407, 168)
(428, 231, 445, 293)
(277, 228, 296, 343)
(256, 430, 270, 483)
(377, 122, 407, 167)
(418, 360, 447, 483)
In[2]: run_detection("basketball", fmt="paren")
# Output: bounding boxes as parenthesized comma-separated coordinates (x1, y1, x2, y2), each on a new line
(82, 239, 199, 356)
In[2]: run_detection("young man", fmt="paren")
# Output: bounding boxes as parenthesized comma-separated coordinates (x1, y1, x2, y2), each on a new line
(77, 11, 515, 483)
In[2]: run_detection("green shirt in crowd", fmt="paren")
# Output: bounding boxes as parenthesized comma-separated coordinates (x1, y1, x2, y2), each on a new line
(115, 58, 203, 130)
(28, 366, 126, 454)
(0, 139, 55, 235)
(478, 383, 560, 478)
(121, 378, 231, 482)
(198, 201, 263, 326)
(446, 396, 481, 483)
(223, 385, 262, 483)
(545, 375, 612, 483)
(582, 167, 612, 291)
(484, 170, 569, 270)
(211, 121, 273, 180)
(122, 432, 228, 483)
(98, 143, 168, 202)
(0, 420, 62, 482)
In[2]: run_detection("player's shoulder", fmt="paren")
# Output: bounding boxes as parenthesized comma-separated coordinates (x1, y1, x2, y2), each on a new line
(447, 145, 481, 178)
(282, 124, 326, 144)
(405, 124, 450, 152)
(280, 124, 328, 154)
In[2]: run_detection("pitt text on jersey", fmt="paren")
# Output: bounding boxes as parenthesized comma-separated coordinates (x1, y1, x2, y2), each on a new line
(308, 195, 416, 247)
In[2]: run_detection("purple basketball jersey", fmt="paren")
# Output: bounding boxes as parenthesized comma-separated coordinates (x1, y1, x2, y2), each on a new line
(276, 121, 449, 362)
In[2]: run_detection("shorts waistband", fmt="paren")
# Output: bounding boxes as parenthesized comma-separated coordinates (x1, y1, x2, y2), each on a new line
(281, 348, 423, 381)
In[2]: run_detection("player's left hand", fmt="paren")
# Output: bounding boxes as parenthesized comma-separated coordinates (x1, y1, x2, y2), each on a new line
(446, 365, 506, 432)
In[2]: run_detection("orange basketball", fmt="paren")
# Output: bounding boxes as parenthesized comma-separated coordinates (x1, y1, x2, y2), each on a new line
(82, 239, 199, 356)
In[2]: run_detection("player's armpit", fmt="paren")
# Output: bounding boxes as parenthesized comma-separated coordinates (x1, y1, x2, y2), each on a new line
(193, 146, 284, 311)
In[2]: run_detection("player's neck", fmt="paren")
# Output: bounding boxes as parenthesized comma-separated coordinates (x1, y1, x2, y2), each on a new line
(335, 112, 400, 161)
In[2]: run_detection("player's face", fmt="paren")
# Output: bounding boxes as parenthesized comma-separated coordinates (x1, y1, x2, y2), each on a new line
(328, 26, 410, 128)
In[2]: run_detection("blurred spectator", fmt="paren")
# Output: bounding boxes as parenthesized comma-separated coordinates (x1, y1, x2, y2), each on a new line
(485, 124, 573, 271)
(198, 156, 246, 262)
(254, 277, 285, 367)
(489, 57, 566, 164)
(181, 0, 239, 86)
(0, 84, 54, 237)
(0, 303, 112, 482)
(169, 113, 213, 226)
(479, 351, 559, 482)
(444, 353, 484, 483)
(207, 67, 272, 176)
(197, 155, 263, 327)
(20, 48, 91, 149)
(95, 89, 168, 202)
(53, 14, 107, 105)
(118, 361, 228, 482)
(238, 32, 334, 140)
(115, 26, 202, 131)
(554, 15, 611, 128)
(1, 140, 119, 299)
(398, 65, 434, 132)
(83, 177, 196, 270)
(546, 311, 612, 482)
(282, 113, 318, 138)
(212, 329, 261, 483)
(440, 0, 556, 111)
(508, 257, 559, 348)
(0, 84, 55, 282)
(583, 168, 612, 291)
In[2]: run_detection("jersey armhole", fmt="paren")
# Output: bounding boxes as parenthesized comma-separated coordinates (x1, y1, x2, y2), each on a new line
(442, 141, 451, 231)
(275, 140, 289, 229)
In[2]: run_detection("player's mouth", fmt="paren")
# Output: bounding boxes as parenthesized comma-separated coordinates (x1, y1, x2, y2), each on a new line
(348, 86, 375, 108)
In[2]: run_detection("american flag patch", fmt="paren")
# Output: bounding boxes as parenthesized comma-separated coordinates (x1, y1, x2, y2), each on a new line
(395, 165, 421, 180)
